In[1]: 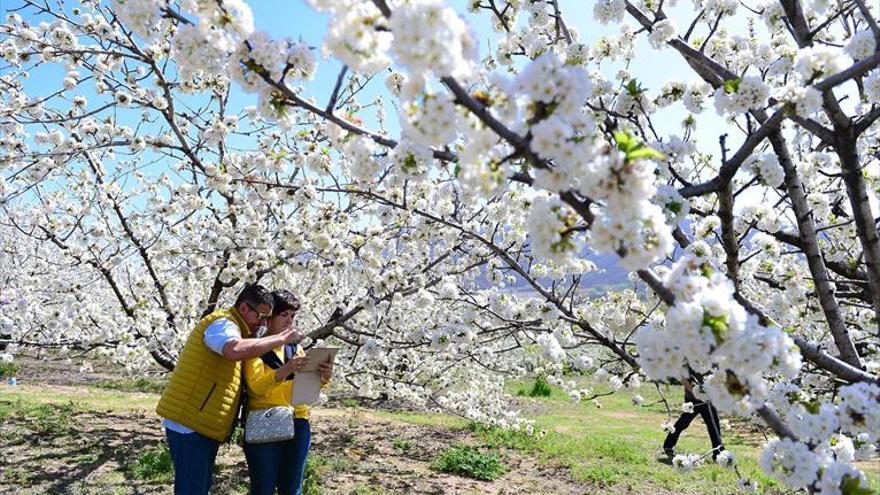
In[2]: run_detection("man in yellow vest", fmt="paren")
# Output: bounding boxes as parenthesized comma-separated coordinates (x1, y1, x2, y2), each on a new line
(156, 284, 302, 495)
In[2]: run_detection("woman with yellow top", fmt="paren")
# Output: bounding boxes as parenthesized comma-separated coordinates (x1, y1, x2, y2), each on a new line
(242, 290, 333, 495)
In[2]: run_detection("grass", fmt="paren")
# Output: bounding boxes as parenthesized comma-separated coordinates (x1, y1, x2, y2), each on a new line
(516, 377, 552, 397)
(0, 397, 79, 435)
(372, 409, 467, 430)
(350, 484, 397, 495)
(0, 362, 21, 379)
(122, 444, 173, 481)
(300, 453, 359, 495)
(430, 444, 508, 481)
(4, 377, 880, 494)
(382, 378, 808, 494)
(510, 379, 783, 493)
(392, 438, 412, 451)
(92, 377, 166, 394)
(0, 384, 158, 412)
(2, 467, 30, 485)
(302, 456, 324, 495)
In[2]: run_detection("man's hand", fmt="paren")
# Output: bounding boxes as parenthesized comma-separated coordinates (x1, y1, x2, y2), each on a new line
(278, 327, 304, 345)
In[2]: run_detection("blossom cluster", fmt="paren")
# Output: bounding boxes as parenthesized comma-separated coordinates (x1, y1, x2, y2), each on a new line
(713, 76, 770, 115)
(500, 52, 673, 270)
(388, 0, 477, 80)
(525, 195, 582, 266)
(322, 2, 391, 73)
(636, 243, 802, 416)
(744, 153, 785, 188)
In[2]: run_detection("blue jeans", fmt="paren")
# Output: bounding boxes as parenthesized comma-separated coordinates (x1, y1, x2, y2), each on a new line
(243, 418, 311, 495)
(165, 428, 221, 495)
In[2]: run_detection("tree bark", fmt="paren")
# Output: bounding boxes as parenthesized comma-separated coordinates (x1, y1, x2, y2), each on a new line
(768, 131, 862, 369)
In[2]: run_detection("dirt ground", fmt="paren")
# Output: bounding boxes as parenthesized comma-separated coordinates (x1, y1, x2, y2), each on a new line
(0, 358, 595, 495)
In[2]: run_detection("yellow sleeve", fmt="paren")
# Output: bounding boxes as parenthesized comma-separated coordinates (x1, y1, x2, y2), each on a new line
(244, 354, 278, 397)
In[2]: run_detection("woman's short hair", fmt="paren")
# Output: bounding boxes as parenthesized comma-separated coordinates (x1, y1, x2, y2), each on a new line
(271, 289, 301, 316)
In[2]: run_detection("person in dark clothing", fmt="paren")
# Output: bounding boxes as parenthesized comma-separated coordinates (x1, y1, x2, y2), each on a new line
(663, 379, 724, 459)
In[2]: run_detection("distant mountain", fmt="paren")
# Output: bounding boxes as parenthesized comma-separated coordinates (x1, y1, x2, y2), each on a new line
(473, 250, 633, 297)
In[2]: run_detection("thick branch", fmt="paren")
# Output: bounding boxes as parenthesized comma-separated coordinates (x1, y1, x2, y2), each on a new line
(768, 131, 862, 368)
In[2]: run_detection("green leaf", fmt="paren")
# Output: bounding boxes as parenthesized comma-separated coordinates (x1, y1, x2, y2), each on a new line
(723, 78, 742, 94)
(841, 474, 876, 495)
(703, 313, 729, 343)
(625, 79, 646, 96)
(614, 131, 637, 153)
(627, 148, 666, 161)
(613, 131, 666, 163)
(800, 400, 821, 415)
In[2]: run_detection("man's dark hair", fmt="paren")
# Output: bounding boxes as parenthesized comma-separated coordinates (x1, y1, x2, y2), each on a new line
(271, 289, 301, 316)
(234, 283, 274, 309)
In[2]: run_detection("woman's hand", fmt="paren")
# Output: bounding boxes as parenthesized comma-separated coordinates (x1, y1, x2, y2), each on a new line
(275, 355, 309, 381)
(287, 355, 309, 373)
(318, 358, 334, 382)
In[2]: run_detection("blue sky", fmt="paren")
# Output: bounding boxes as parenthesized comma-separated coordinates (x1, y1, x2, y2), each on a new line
(5, 0, 724, 151)
(2, 0, 737, 287)
(244, 0, 709, 138)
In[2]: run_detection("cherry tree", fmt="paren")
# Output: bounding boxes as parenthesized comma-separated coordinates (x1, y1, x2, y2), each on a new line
(3, 0, 880, 492)
(0, 0, 642, 434)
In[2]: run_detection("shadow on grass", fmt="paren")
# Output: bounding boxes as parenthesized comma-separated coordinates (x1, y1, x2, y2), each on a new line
(0, 401, 170, 494)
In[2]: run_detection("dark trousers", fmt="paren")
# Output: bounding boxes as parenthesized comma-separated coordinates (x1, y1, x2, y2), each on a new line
(663, 395, 724, 457)
(166, 428, 221, 495)
(243, 418, 311, 495)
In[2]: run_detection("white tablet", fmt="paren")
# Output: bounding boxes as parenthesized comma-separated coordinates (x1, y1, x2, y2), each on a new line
(290, 348, 339, 406)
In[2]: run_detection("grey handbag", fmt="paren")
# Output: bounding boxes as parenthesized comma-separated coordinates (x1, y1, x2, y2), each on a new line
(244, 406, 296, 444)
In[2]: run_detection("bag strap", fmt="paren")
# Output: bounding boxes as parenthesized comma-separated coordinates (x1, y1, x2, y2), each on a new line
(259, 346, 297, 381)
(225, 364, 249, 444)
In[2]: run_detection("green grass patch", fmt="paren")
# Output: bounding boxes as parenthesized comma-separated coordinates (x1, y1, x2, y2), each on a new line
(92, 377, 166, 394)
(501, 379, 789, 493)
(516, 378, 552, 397)
(229, 424, 244, 445)
(392, 438, 412, 451)
(300, 453, 357, 495)
(350, 485, 396, 495)
(1, 467, 30, 485)
(431, 445, 507, 481)
(465, 421, 535, 451)
(123, 444, 173, 481)
(1, 384, 158, 412)
(372, 410, 467, 430)
(0, 362, 21, 379)
(3, 399, 80, 435)
(0, 397, 19, 422)
(303, 454, 328, 495)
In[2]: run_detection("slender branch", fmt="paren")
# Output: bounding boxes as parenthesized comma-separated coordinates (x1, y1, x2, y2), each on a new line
(325, 65, 349, 113)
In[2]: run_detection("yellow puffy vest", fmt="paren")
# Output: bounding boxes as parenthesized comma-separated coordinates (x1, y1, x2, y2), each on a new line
(156, 307, 251, 442)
